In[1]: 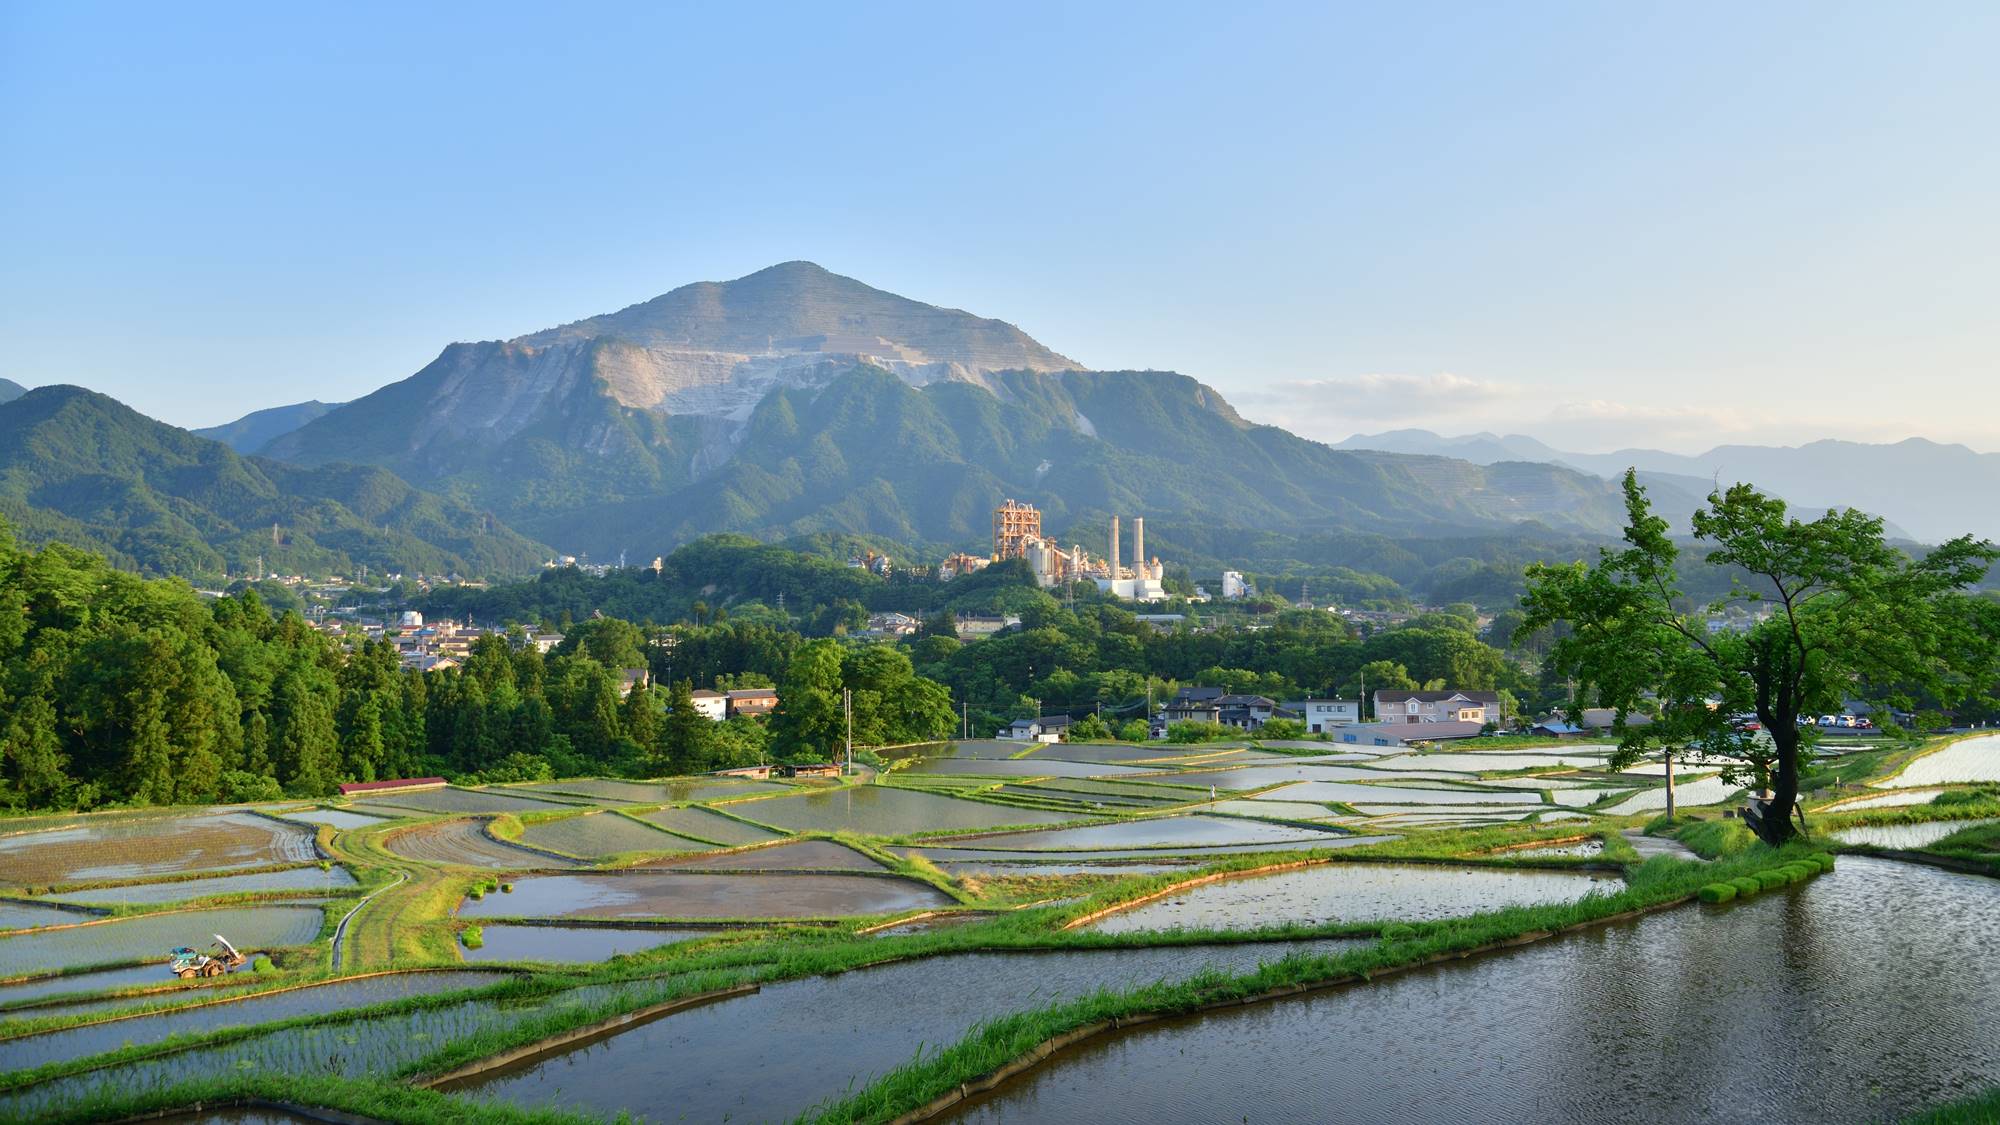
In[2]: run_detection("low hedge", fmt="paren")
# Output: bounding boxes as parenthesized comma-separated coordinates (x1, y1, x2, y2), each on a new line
(1697, 883, 1738, 903)
(1729, 876, 1762, 897)
(1753, 869, 1792, 890)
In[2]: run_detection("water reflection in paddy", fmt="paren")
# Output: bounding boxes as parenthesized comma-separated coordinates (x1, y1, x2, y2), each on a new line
(451, 939, 1368, 1123)
(1089, 862, 1610, 934)
(949, 858, 2000, 1125)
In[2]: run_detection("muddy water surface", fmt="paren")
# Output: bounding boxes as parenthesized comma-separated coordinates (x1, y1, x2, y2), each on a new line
(459, 871, 952, 920)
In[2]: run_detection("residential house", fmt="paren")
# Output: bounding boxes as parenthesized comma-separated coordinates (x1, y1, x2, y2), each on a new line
(1000, 715, 1072, 742)
(338, 777, 446, 796)
(713, 765, 773, 780)
(1577, 708, 1651, 732)
(1373, 690, 1501, 725)
(1531, 719, 1587, 738)
(1215, 694, 1279, 731)
(1161, 686, 1224, 726)
(688, 689, 729, 721)
(618, 667, 651, 697)
(725, 688, 779, 718)
(1283, 698, 1361, 733)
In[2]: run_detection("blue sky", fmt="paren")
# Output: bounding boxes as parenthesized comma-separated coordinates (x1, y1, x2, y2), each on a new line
(2, 1, 1994, 452)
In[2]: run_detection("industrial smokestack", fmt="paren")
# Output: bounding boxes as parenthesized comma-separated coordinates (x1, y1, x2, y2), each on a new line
(1109, 516, 1121, 578)
(1132, 517, 1145, 578)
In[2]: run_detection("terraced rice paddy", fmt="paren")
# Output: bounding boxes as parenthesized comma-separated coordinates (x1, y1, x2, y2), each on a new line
(449, 939, 1369, 1124)
(1088, 861, 1610, 933)
(0, 812, 318, 887)
(458, 871, 952, 920)
(1254, 780, 1545, 806)
(1370, 751, 1611, 773)
(1826, 788, 1952, 810)
(732, 785, 1074, 834)
(1875, 735, 2000, 787)
(0, 969, 510, 1073)
(1600, 774, 1740, 815)
(516, 777, 791, 804)
(516, 813, 705, 859)
(0, 905, 326, 976)
(638, 806, 783, 845)
(354, 787, 582, 816)
(42, 865, 357, 905)
(897, 757, 1165, 778)
(938, 814, 1348, 851)
(0, 899, 95, 930)
(0, 962, 177, 1009)
(384, 819, 580, 869)
(903, 837, 1397, 866)
(0, 980, 671, 1119)
(1169, 764, 1465, 789)
(1830, 818, 2000, 849)
(654, 839, 882, 871)
(276, 808, 388, 830)
(457, 924, 708, 963)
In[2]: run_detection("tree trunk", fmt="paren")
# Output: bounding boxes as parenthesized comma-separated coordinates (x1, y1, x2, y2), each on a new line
(1751, 725, 1801, 847)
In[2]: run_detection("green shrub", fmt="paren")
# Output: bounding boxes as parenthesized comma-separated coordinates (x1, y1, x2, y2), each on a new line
(467, 886, 484, 900)
(251, 955, 276, 974)
(501, 883, 514, 893)
(1780, 862, 1817, 881)
(1697, 882, 1738, 903)
(460, 925, 484, 950)
(1803, 853, 1836, 873)
(1729, 876, 1762, 897)
(1754, 869, 1791, 890)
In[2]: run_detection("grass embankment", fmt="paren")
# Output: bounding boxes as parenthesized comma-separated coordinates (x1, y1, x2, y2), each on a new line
(321, 825, 466, 968)
(1903, 1084, 2000, 1124)
(803, 841, 1836, 1124)
(21, 1064, 602, 1125)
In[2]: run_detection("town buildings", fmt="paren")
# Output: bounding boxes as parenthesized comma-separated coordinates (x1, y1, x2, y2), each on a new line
(1284, 698, 1361, 732)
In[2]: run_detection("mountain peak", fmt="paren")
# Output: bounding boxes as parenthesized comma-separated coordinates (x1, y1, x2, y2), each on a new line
(0, 377, 27, 405)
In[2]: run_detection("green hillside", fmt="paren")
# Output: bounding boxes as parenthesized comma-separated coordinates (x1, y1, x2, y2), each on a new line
(0, 386, 549, 578)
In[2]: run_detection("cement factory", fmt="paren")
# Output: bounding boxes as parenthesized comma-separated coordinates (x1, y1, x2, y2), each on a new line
(961, 499, 1168, 601)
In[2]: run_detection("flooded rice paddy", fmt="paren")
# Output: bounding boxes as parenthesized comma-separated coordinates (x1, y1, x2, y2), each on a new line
(948, 859, 2000, 1125)
(517, 777, 791, 804)
(450, 938, 1368, 1123)
(0, 899, 95, 930)
(0, 979, 673, 1118)
(653, 839, 882, 872)
(732, 786, 1074, 834)
(0, 962, 182, 1009)
(0, 969, 510, 1073)
(904, 837, 1397, 865)
(274, 808, 388, 830)
(357, 786, 581, 816)
(1088, 861, 1611, 934)
(1827, 788, 1952, 810)
(516, 813, 705, 859)
(638, 806, 783, 845)
(1601, 774, 1741, 815)
(1830, 818, 1999, 849)
(384, 819, 581, 869)
(1257, 780, 1544, 806)
(943, 815, 1349, 852)
(1876, 735, 2000, 787)
(0, 904, 326, 976)
(898, 757, 1165, 778)
(0, 812, 317, 886)
(41, 865, 357, 905)
(458, 924, 709, 963)
(459, 871, 953, 920)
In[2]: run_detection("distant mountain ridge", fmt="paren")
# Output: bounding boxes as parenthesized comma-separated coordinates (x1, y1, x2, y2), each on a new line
(0, 379, 26, 405)
(257, 263, 1642, 556)
(1333, 429, 1979, 541)
(194, 399, 341, 453)
(0, 385, 547, 577)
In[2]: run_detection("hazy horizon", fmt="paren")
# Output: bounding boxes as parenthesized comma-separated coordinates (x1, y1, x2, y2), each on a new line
(4, 3, 1996, 454)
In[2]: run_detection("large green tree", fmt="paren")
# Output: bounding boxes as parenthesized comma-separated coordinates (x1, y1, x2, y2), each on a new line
(1520, 473, 1999, 845)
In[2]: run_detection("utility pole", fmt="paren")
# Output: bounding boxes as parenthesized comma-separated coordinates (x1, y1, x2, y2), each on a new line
(961, 700, 969, 741)
(843, 688, 853, 777)
(1664, 746, 1678, 821)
